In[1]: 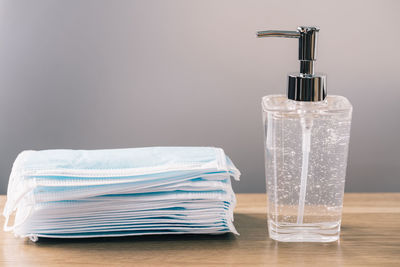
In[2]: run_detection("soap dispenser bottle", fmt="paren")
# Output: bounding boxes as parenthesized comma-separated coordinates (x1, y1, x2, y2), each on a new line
(258, 27, 352, 242)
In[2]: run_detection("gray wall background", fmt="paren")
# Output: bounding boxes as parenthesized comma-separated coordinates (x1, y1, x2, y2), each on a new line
(0, 0, 399, 194)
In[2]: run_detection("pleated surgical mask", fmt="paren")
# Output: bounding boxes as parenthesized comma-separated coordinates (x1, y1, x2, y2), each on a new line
(3, 146, 240, 241)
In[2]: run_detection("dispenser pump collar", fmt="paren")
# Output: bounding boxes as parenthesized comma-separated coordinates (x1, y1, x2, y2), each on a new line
(257, 26, 327, 102)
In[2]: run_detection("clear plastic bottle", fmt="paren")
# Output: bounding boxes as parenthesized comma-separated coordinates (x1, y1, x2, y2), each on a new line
(262, 95, 352, 242)
(257, 26, 353, 242)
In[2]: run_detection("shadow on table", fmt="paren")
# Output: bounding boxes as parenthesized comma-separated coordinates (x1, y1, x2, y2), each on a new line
(33, 231, 236, 244)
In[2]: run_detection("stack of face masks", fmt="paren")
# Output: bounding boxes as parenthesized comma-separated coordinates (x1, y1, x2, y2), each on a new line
(3, 147, 240, 242)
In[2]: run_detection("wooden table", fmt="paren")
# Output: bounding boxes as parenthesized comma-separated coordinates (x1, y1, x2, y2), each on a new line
(0, 194, 399, 266)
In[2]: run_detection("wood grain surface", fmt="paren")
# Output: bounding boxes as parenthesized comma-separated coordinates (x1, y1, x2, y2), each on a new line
(0, 194, 399, 266)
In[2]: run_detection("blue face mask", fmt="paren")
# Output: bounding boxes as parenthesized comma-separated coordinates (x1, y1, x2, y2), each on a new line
(17, 146, 234, 173)
(3, 147, 240, 241)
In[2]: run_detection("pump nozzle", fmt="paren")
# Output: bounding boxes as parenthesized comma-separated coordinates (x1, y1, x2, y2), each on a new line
(257, 26, 326, 102)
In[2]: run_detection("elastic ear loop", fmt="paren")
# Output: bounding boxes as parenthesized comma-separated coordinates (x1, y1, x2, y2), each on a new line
(3, 186, 35, 232)
(3, 176, 36, 215)
(3, 205, 34, 232)
(226, 157, 241, 181)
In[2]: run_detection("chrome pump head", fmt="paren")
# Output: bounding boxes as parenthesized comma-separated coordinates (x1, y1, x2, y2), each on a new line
(257, 26, 327, 102)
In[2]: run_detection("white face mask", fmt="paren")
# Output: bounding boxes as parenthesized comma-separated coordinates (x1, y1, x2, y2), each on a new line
(3, 147, 240, 241)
